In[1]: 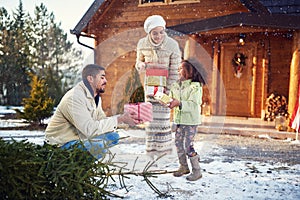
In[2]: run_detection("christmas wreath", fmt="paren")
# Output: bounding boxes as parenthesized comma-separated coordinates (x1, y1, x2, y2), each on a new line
(231, 53, 247, 78)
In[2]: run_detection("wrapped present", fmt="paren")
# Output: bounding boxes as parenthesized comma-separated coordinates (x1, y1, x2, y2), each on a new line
(146, 76, 167, 86)
(124, 102, 153, 122)
(146, 85, 164, 96)
(146, 69, 168, 78)
(145, 63, 168, 69)
(154, 92, 173, 104)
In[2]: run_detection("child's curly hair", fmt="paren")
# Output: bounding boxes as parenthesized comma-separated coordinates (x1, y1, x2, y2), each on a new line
(181, 58, 206, 84)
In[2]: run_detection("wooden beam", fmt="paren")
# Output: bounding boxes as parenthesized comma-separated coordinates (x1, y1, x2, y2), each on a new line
(169, 13, 300, 34)
(288, 31, 300, 129)
(70, 0, 105, 35)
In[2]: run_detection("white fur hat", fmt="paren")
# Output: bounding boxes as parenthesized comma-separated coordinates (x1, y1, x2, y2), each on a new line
(143, 15, 166, 34)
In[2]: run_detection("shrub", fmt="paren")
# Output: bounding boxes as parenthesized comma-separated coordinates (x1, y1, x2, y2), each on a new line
(16, 75, 54, 125)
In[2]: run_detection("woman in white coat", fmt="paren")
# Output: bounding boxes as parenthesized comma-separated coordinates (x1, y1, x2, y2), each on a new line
(135, 15, 182, 154)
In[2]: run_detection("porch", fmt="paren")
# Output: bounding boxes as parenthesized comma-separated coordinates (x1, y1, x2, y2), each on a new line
(199, 116, 297, 140)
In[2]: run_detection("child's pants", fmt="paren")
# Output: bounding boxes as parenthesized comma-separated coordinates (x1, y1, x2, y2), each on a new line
(175, 125, 197, 157)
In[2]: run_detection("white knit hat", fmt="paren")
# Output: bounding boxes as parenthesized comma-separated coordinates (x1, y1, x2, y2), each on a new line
(143, 15, 166, 34)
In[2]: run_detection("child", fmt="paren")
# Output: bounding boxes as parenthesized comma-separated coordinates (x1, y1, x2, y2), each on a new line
(168, 59, 205, 181)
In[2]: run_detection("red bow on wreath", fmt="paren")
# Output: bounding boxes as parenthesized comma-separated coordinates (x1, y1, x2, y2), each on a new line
(232, 53, 247, 78)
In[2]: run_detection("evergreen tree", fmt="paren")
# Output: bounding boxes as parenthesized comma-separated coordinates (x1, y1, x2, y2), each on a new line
(0, 7, 11, 104)
(116, 66, 144, 114)
(18, 74, 54, 125)
(1, 1, 83, 106)
(60, 48, 84, 91)
(0, 1, 32, 105)
(31, 3, 51, 74)
(31, 3, 82, 105)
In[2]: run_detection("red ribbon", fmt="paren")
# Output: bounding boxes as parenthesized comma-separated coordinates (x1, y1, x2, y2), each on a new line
(137, 103, 141, 121)
(153, 86, 158, 95)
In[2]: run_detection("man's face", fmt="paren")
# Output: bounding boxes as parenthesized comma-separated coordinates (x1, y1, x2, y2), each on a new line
(92, 70, 107, 95)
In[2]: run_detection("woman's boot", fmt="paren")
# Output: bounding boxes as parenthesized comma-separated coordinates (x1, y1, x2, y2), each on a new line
(186, 154, 202, 181)
(173, 154, 190, 177)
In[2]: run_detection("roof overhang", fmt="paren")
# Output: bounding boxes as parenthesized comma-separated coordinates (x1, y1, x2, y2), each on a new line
(168, 12, 300, 34)
(70, 0, 104, 36)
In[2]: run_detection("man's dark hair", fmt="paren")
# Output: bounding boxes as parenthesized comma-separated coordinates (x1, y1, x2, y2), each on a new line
(82, 64, 105, 80)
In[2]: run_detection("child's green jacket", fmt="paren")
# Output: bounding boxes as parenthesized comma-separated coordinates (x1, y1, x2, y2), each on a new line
(169, 79, 202, 125)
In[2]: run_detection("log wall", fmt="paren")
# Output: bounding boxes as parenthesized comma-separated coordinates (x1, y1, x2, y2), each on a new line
(83, 0, 295, 117)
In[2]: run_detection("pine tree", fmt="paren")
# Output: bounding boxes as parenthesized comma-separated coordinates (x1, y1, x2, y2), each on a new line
(18, 74, 54, 125)
(0, 1, 32, 105)
(0, 7, 11, 104)
(116, 66, 144, 114)
(129, 66, 144, 103)
(1, 1, 83, 106)
(31, 3, 82, 105)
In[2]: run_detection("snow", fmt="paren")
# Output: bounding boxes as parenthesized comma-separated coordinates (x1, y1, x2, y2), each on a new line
(107, 130, 300, 200)
(0, 107, 299, 199)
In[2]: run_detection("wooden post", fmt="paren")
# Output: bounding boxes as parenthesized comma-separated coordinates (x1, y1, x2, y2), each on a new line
(288, 31, 300, 129)
(183, 38, 191, 59)
(211, 41, 219, 115)
(251, 50, 257, 116)
(261, 39, 269, 119)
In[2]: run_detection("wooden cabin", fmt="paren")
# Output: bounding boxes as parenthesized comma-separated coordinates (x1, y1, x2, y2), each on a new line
(71, 0, 300, 121)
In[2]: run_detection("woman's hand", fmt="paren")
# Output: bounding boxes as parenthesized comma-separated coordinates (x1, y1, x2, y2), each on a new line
(137, 62, 146, 71)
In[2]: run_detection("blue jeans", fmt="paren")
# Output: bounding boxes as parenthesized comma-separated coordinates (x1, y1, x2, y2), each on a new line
(61, 132, 119, 160)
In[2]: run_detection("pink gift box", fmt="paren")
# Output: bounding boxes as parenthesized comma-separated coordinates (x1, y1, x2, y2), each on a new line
(146, 69, 168, 78)
(124, 102, 153, 122)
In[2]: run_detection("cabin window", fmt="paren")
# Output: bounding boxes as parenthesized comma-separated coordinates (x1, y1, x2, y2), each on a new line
(139, 0, 199, 6)
(140, 0, 165, 4)
(169, 0, 200, 3)
(170, 0, 200, 2)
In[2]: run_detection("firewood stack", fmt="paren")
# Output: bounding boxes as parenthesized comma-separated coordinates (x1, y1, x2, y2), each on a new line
(264, 93, 288, 121)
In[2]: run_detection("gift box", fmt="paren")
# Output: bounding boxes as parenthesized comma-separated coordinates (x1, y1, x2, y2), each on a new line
(124, 102, 153, 122)
(146, 86, 164, 96)
(154, 92, 173, 104)
(146, 76, 167, 86)
(146, 69, 168, 78)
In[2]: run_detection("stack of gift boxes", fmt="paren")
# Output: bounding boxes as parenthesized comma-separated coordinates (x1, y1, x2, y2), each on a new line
(123, 68, 169, 122)
(147, 68, 173, 105)
(145, 68, 168, 96)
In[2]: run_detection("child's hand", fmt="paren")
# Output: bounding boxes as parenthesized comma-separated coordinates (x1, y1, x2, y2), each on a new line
(169, 99, 180, 109)
(154, 92, 172, 105)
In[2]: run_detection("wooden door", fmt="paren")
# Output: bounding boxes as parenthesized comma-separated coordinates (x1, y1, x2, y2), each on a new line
(220, 43, 256, 117)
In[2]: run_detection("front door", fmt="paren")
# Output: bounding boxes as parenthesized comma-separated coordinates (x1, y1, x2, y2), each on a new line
(220, 43, 256, 117)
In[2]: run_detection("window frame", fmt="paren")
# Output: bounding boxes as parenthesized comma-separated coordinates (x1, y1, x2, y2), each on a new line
(138, 0, 200, 6)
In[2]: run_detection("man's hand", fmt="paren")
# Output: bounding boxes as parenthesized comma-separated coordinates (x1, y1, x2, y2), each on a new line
(117, 112, 140, 126)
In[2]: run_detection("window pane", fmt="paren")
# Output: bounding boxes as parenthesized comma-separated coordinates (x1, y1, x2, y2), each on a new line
(141, 0, 165, 3)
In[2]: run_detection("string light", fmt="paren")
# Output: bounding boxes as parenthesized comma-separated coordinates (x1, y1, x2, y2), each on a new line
(239, 33, 246, 45)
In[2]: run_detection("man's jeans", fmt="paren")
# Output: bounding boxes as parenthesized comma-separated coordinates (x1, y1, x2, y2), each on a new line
(61, 132, 119, 160)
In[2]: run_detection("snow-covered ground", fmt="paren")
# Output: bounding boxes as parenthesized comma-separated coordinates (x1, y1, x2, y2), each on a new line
(0, 106, 299, 199)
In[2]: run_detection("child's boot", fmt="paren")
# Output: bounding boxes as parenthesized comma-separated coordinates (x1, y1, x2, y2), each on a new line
(186, 154, 202, 181)
(173, 154, 190, 177)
